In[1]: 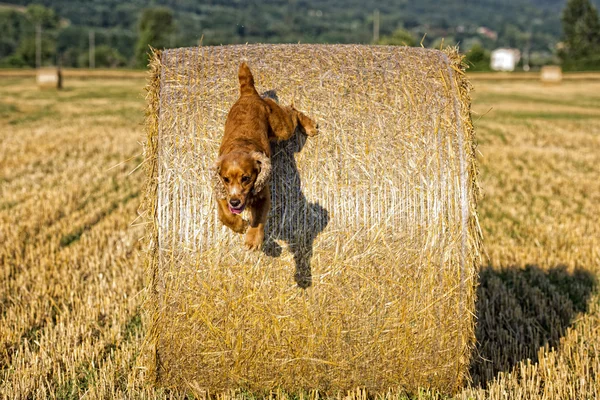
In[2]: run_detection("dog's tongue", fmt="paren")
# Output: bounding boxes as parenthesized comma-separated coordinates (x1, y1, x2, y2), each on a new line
(229, 204, 244, 214)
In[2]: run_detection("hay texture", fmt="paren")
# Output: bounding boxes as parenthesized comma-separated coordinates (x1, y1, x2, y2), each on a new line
(142, 44, 481, 395)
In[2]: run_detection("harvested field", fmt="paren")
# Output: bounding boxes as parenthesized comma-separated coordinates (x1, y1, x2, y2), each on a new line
(0, 68, 147, 79)
(0, 71, 599, 398)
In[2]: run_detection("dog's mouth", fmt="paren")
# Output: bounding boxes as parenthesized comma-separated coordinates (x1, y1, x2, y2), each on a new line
(228, 203, 246, 214)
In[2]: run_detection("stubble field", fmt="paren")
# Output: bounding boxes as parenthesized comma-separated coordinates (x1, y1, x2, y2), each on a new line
(0, 73, 599, 399)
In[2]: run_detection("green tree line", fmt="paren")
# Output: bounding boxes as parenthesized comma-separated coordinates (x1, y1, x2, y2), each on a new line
(0, 0, 598, 70)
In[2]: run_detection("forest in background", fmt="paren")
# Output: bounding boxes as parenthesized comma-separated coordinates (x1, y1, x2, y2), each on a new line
(0, 0, 599, 70)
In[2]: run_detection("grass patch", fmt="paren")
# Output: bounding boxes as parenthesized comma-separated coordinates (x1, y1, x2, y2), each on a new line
(9, 106, 54, 125)
(474, 92, 600, 109)
(56, 361, 96, 400)
(495, 110, 600, 121)
(59, 86, 143, 103)
(0, 77, 29, 87)
(59, 230, 85, 247)
(21, 323, 44, 351)
(476, 124, 508, 144)
(0, 201, 19, 211)
(123, 311, 143, 341)
(59, 191, 139, 247)
(88, 105, 143, 119)
(0, 102, 18, 117)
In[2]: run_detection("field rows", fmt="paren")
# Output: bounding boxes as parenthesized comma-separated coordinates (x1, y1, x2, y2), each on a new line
(0, 78, 151, 398)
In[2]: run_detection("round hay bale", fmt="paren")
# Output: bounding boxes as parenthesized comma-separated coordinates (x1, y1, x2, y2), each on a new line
(141, 44, 481, 395)
(540, 65, 563, 84)
(36, 67, 62, 89)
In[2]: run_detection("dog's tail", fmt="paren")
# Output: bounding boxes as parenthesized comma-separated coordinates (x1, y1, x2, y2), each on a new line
(238, 62, 259, 97)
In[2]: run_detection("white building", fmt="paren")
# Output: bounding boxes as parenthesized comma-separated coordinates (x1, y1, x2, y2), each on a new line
(491, 48, 521, 71)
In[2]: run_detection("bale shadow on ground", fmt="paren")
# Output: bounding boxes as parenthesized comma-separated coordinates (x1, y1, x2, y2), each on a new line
(470, 264, 597, 387)
(262, 128, 329, 289)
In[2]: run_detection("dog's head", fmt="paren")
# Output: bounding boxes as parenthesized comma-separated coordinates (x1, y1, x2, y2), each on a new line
(211, 151, 271, 214)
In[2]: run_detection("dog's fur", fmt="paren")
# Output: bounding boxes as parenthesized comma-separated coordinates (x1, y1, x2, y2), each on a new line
(212, 63, 318, 250)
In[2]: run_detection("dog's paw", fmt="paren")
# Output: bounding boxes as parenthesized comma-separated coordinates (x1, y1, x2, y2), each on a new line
(304, 124, 319, 137)
(302, 118, 318, 137)
(244, 227, 264, 251)
(295, 109, 319, 137)
(231, 217, 248, 234)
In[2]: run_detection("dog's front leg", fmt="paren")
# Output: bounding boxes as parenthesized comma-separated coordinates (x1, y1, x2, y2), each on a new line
(294, 108, 319, 137)
(217, 199, 248, 233)
(245, 190, 271, 251)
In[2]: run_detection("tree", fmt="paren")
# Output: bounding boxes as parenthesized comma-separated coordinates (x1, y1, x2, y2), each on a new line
(79, 45, 126, 68)
(0, 5, 58, 67)
(0, 10, 29, 59)
(464, 43, 491, 71)
(560, 0, 600, 70)
(377, 28, 416, 46)
(24, 4, 60, 67)
(26, 4, 59, 30)
(15, 36, 56, 67)
(135, 7, 175, 68)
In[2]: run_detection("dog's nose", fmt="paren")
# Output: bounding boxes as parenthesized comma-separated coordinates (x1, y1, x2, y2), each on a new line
(229, 199, 241, 207)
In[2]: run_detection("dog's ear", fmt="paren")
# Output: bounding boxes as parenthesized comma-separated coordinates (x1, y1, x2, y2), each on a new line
(210, 157, 227, 200)
(251, 151, 271, 195)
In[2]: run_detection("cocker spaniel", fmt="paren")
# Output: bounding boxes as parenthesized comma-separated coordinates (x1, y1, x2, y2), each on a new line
(212, 62, 318, 250)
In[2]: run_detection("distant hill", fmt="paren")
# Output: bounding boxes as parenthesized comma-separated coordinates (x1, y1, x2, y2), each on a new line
(1, 0, 598, 68)
(3, 0, 587, 45)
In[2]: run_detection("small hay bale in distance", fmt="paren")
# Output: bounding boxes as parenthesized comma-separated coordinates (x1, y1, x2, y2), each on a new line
(540, 65, 563, 84)
(36, 67, 62, 89)
(142, 44, 481, 395)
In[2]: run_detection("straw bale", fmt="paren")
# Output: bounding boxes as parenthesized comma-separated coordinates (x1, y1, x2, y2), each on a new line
(36, 67, 62, 89)
(540, 65, 563, 84)
(142, 44, 481, 395)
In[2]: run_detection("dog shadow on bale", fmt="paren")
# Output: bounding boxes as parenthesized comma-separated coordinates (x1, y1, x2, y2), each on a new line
(470, 264, 596, 388)
(261, 121, 329, 289)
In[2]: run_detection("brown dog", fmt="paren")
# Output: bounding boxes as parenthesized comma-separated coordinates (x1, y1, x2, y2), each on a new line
(212, 63, 318, 250)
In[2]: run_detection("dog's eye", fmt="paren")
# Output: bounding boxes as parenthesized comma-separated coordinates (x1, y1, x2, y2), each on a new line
(223, 177, 230, 183)
(241, 176, 250, 184)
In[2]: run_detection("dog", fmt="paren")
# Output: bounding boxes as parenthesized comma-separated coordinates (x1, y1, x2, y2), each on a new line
(212, 62, 318, 250)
